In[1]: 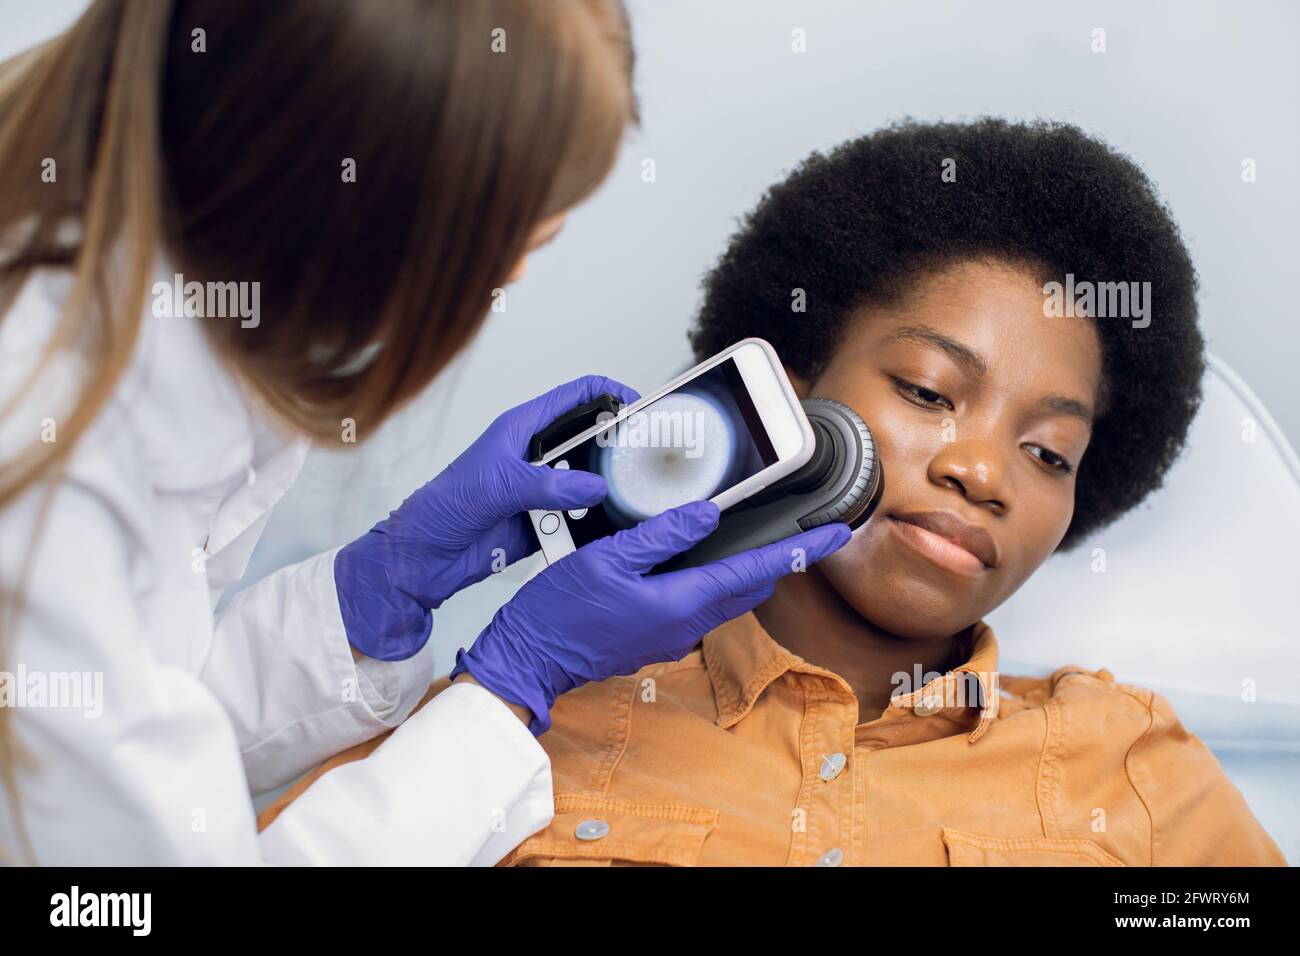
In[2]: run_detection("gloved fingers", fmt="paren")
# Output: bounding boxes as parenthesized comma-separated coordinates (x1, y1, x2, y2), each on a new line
(449, 514, 541, 590)
(692, 581, 776, 632)
(495, 374, 641, 455)
(500, 512, 543, 563)
(596, 499, 721, 572)
(440, 458, 605, 544)
(410, 512, 542, 607)
(729, 582, 777, 612)
(492, 455, 608, 515)
(685, 522, 852, 600)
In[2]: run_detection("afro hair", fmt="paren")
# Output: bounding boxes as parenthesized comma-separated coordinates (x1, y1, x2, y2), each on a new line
(688, 117, 1204, 551)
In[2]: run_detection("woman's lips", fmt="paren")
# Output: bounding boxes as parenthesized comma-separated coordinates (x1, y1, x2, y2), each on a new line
(887, 515, 988, 577)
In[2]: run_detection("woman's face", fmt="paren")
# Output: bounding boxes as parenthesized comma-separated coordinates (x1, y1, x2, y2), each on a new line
(788, 259, 1103, 640)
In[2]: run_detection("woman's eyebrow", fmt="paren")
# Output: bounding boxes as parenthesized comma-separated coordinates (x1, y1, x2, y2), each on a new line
(1038, 393, 1093, 426)
(880, 324, 988, 378)
(881, 323, 1093, 424)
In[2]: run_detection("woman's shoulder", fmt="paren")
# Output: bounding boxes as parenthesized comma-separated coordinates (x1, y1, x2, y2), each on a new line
(997, 661, 1138, 711)
(995, 664, 1209, 755)
(997, 665, 1286, 863)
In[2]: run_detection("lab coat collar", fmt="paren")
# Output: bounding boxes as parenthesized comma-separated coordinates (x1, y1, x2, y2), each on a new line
(112, 254, 304, 494)
(702, 611, 1001, 744)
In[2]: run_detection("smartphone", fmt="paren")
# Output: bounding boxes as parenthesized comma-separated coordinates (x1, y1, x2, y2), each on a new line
(528, 338, 815, 564)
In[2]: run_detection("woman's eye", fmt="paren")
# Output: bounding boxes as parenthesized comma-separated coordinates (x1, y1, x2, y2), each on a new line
(894, 378, 952, 410)
(1028, 445, 1075, 475)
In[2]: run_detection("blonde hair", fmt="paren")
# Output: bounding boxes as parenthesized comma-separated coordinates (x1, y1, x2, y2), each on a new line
(0, 0, 638, 863)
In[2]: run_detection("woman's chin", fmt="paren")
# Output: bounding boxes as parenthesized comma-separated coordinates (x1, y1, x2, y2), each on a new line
(820, 539, 981, 641)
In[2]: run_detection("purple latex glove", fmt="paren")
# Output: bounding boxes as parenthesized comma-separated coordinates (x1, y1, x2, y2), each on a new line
(449, 499, 852, 734)
(335, 375, 639, 661)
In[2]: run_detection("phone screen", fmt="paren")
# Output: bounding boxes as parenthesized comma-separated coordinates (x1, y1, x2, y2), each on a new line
(548, 357, 779, 549)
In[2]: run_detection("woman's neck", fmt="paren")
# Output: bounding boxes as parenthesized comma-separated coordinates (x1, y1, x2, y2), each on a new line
(752, 567, 967, 720)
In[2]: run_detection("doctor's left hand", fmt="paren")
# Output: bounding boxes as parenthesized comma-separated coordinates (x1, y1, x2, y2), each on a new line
(334, 374, 639, 661)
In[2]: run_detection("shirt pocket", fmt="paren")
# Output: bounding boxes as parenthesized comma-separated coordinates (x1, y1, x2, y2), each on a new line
(941, 827, 1127, 867)
(500, 794, 719, 867)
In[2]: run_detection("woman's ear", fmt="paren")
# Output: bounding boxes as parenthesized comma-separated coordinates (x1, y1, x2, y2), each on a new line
(785, 367, 811, 399)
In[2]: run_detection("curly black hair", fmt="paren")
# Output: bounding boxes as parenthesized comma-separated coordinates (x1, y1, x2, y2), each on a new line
(688, 118, 1204, 552)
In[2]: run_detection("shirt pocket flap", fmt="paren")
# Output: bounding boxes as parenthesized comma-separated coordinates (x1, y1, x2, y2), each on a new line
(941, 828, 1126, 867)
(501, 794, 719, 867)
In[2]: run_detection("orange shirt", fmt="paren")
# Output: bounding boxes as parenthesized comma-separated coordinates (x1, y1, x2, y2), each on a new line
(259, 613, 1287, 867)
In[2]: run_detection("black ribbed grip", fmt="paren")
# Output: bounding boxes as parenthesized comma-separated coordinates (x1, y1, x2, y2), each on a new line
(797, 398, 880, 531)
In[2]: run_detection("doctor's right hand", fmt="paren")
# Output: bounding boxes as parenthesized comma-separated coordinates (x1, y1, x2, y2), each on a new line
(334, 374, 639, 662)
(448, 499, 851, 735)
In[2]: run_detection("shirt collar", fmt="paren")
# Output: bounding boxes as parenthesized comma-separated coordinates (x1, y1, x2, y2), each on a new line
(701, 611, 1001, 745)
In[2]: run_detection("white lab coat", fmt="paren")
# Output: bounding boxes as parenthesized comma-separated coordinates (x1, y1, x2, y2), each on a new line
(0, 261, 554, 864)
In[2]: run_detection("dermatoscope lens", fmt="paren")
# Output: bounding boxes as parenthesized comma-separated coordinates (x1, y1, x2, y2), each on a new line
(599, 391, 733, 521)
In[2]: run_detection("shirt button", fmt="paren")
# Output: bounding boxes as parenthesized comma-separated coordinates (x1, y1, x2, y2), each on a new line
(819, 752, 847, 782)
(574, 818, 610, 841)
(913, 695, 944, 716)
(816, 847, 844, 867)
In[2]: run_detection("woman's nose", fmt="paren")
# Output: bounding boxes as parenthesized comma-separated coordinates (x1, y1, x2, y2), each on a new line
(927, 441, 1008, 513)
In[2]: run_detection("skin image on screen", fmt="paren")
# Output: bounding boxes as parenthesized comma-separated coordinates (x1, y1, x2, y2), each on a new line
(553, 358, 777, 549)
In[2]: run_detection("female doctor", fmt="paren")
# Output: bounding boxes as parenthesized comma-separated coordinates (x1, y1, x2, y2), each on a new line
(0, 0, 849, 864)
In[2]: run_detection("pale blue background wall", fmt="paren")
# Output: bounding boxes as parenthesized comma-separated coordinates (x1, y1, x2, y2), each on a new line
(4, 0, 1297, 676)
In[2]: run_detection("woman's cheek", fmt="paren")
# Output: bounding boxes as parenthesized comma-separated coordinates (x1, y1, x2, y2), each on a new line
(817, 516, 898, 608)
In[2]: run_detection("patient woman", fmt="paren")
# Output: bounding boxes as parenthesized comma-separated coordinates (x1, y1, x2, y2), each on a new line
(260, 118, 1286, 866)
